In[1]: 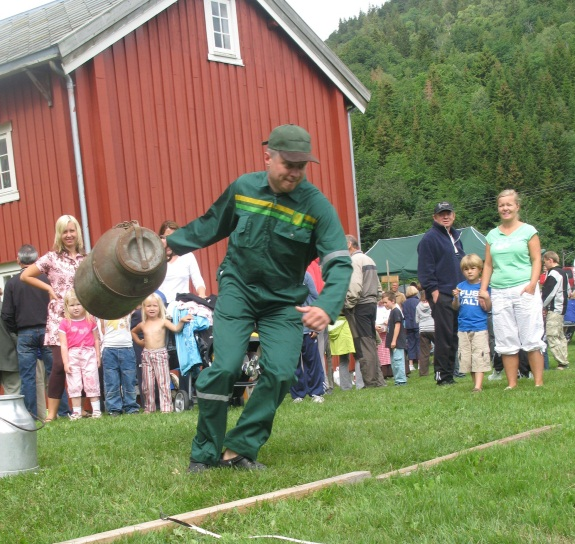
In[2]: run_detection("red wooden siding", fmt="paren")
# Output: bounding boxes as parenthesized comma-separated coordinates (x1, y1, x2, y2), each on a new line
(0, 71, 80, 262)
(0, 0, 358, 291)
(74, 0, 357, 291)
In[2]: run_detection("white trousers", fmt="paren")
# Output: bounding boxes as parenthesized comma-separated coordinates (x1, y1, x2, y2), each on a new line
(491, 283, 545, 355)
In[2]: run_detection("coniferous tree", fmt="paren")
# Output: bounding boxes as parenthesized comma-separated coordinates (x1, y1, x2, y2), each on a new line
(329, 0, 575, 254)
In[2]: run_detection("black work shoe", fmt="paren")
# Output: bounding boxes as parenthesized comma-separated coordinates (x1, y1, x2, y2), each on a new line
(187, 460, 211, 473)
(219, 455, 266, 470)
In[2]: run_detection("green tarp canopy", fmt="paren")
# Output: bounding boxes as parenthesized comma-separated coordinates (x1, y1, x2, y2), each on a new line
(365, 226, 487, 280)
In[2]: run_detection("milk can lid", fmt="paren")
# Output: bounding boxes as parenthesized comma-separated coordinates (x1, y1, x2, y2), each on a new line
(115, 223, 165, 276)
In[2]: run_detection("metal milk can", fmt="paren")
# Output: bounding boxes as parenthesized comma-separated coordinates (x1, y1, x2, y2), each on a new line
(74, 220, 167, 319)
(0, 394, 40, 477)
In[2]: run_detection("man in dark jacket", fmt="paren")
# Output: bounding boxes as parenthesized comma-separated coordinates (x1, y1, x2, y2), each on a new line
(2, 245, 53, 416)
(417, 202, 465, 385)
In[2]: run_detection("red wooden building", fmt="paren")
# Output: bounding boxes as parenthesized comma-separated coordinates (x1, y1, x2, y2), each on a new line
(0, 0, 369, 291)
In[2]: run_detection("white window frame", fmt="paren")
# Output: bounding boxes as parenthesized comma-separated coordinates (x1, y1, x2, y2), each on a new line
(0, 261, 19, 295)
(203, 0, 244, 66)
(0, 122, 20, 205)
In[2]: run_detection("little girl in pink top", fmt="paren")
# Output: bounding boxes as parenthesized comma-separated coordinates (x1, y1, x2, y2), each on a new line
(59, 289, 101, 420)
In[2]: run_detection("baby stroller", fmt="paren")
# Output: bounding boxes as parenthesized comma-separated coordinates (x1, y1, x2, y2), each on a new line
(168, 294, 260, 412)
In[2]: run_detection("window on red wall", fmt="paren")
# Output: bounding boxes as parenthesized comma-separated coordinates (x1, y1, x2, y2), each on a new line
(203, 0, 244, 66)
(0, 122, 20, 205)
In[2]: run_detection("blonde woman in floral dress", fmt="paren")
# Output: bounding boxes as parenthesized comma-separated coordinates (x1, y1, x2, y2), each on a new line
(21, 215, 86, 421)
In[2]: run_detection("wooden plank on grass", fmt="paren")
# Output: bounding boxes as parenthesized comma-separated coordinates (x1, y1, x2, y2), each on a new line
(57, 471, 371, 544)
(376, 425, 557, 480)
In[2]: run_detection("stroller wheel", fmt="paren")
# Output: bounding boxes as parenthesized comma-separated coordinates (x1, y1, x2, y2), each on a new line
(174, 390, 190, 412)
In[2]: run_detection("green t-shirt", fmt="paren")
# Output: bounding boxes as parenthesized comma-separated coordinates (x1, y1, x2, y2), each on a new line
(486, 223, 537, 288)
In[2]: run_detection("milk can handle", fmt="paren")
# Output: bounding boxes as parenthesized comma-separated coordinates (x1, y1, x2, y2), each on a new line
(114, 220, 151, 271)
(132, 224, 150, 270)
(0, 413, 45, 432)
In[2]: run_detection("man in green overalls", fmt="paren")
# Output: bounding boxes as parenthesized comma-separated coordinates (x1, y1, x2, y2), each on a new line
(167, 124, 352, 472)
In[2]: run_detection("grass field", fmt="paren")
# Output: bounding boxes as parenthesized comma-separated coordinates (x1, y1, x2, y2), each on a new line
(2, 345, 574, 543)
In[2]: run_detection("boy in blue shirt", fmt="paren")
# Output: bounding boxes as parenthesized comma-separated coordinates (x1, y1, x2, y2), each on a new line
(453, 254, 492, 392)
(381, 291, 407, 386)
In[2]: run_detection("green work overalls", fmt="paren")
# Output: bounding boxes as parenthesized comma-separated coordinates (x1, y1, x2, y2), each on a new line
(168, 171, 352, 465)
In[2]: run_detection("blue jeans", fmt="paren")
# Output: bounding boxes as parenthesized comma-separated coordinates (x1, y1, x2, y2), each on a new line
(58, 390, 71, 417)
(102, 347, 139, 413)
(17, 327, 53, 417)
(391, 348, 407, 385)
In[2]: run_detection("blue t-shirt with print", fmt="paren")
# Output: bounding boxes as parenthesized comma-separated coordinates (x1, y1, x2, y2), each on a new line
(457, 281, 489, 332)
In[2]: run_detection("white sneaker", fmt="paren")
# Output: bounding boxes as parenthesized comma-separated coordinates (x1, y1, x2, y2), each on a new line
(91, 411, 102, 419)
(292, 397, 304, 403)
(311, 395, 324, 404)
(488, 370, 502, 381)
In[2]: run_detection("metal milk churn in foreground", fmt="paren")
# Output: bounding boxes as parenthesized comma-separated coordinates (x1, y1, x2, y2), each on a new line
(0, 395, 40, 477)
(75, 221, 167, 319)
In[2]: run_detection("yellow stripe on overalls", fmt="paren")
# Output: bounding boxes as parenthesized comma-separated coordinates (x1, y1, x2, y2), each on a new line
(235, 195, 317, 230)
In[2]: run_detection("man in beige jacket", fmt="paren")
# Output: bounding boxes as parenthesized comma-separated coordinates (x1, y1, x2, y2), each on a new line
(344, 235, 386, 388)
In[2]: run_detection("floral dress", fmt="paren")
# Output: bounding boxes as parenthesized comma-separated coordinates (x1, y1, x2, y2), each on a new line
(376, 304, 391, 367)
(35, 251, 85, 346)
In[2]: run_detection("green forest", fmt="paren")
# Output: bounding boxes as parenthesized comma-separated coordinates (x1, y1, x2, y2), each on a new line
(327, 0, 575, 264)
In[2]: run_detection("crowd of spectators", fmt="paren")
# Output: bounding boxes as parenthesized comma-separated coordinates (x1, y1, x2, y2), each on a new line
(1, 190, 572, 427)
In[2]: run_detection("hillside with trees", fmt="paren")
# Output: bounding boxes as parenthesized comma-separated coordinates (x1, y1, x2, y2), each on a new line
(327, 0, 575, 263)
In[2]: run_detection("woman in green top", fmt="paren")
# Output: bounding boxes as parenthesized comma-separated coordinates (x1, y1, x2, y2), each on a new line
(479, 189, 545, 389)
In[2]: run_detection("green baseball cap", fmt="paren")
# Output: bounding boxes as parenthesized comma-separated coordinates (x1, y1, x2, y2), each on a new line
(263, 124, 320, 164)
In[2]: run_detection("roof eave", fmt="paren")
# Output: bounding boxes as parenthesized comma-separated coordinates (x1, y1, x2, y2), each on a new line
(0, 46, 61, 79)
(59, 0, 177, 73)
